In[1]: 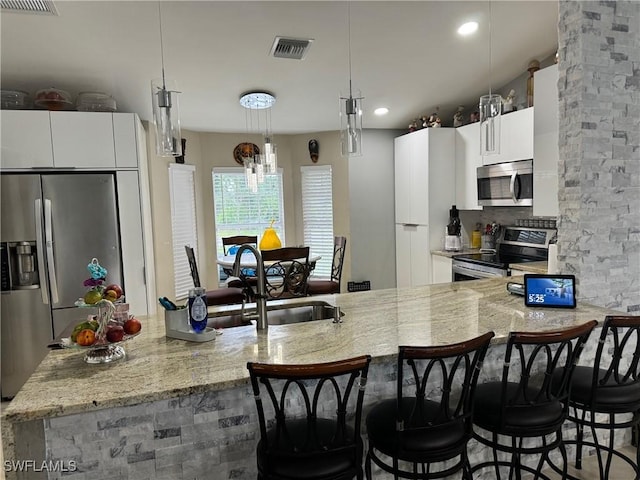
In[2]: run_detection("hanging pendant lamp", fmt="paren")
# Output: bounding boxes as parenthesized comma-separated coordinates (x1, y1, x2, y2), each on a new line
(239, 91, 277, 193)
(151, 2, 182, 157)
(479, 1, 501, 156)
(340, 2, 363, 157)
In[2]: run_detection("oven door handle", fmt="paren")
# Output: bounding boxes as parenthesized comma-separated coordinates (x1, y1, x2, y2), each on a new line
(452, 263, 503, 279)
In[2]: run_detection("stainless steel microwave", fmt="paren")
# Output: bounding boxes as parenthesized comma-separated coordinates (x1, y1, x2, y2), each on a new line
(477, 159, 533, 207)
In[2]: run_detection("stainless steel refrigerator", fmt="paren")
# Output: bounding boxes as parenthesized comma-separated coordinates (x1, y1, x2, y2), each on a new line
(1, 173, 122, 398)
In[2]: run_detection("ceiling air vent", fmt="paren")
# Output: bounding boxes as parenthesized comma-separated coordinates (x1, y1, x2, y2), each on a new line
(1, 0, 57, 15)
(270, 37, 313, 60)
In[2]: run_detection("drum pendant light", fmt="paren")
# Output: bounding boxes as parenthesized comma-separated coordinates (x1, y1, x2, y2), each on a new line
(340, 2, 363, 157)
(151, 1, 182, 157)
(479, 1, 501, 156)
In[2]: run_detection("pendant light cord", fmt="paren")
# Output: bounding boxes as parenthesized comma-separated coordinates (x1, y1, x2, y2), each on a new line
(488, 0, 492, 97)
(158, 2, 166, 89)
(348, 2, 353, 98)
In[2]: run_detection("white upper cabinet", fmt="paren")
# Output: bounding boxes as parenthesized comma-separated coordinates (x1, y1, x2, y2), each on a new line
(482, 107, 534, 165)
(533, 64, 560, 217)
(394, 128, 455, 226)
(455, 122, 482, 210)
(1, 111, 54, 169)
(51, 112, 116, 168)
(0, 111, 142, 170)
(113, 113, 139, 169)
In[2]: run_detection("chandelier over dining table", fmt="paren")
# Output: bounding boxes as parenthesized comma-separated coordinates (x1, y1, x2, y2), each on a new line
(239, 91, 278, 193)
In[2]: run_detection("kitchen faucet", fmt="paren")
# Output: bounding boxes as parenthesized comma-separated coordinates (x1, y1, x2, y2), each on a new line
(232, 244, 268, 331)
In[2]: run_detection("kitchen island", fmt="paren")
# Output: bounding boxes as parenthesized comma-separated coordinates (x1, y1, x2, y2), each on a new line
(2, 278, 620, 479)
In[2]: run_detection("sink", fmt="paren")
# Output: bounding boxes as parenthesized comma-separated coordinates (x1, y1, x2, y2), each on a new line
(206, 299, 342, 329)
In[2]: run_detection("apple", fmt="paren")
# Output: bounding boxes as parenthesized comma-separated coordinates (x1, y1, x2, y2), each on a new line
(123, 317, 142, 335)
(106, 326, 125, 343)
(105, 284, 123, 299)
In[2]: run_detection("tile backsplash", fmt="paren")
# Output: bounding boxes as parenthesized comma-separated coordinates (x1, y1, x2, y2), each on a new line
(457, 207, 556, 248)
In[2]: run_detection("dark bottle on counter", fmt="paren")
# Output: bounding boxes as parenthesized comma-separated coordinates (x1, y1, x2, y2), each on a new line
(188, 287, 208, 333)
(447, 205, 461, 236)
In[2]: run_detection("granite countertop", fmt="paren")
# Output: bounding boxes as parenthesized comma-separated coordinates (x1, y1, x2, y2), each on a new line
(431, 248, 480, 258)
(510, 261, 548, 274)
(2, 278, 615, 424)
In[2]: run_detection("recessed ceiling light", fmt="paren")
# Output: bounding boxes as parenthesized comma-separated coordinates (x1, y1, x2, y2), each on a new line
(374, 107, 389, 116)
(457, 21, 478, 36)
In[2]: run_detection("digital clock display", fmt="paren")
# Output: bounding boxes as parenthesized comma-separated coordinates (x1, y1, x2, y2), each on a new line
(524, 274, 576, 309)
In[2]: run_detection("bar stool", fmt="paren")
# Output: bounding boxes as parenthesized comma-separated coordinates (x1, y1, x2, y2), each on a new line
(471, 321, 597, 480)
(561, 315, 640, 479)
(364, 331, 495, 479)
(247, 355, 371, 479)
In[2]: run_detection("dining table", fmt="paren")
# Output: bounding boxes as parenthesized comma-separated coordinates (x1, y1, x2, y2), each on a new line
(216, 251, 322, 271)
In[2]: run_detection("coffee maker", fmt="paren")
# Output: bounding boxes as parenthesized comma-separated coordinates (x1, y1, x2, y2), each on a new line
(444, 205, 462, 251)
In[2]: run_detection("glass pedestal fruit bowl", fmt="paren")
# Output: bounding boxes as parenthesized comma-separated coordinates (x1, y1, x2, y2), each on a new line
(61, 328, 140, 364)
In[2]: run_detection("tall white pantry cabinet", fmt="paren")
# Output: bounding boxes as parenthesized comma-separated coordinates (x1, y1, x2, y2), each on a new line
(394, 128, 456, 288)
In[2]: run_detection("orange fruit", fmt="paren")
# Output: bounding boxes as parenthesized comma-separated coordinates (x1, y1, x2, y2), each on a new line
(103, 290, 118, 302)
(76, 329, 96, 346)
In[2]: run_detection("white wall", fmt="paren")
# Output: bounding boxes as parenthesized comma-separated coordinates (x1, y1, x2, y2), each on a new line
(145, 126, 399, 300)
(349, 129, 401, 291)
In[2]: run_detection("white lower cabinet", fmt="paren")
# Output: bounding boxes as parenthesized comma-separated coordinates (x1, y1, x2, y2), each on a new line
(431, 255, 453, 284)
(396, 224, 431, 288)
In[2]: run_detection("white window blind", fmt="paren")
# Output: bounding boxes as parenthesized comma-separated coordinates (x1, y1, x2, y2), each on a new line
(169, 163, 198, 300)
(212, 167, 285, 254)
(301, 165, 334, 278)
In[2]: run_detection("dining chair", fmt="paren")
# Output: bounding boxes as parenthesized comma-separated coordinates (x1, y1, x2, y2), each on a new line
(471, 320, 597, 480)
(558, 315, 640, 479)
(184, 245, 246, 306)
(307, 236, 347, 296)
(247, 355, 372, 479)
(261, 246, 311, 300)
(222, 235, 258, 254)
(365, 331, 495, 479)
(221, 235, 258, 288)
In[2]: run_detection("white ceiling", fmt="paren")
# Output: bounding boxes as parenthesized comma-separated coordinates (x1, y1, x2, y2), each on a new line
(1, 1, 559, 134)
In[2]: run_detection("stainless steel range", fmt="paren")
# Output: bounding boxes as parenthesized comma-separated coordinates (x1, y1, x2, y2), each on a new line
(452, 226, 557, 281)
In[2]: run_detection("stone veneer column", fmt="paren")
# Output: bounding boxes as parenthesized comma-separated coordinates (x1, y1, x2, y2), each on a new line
(557, 0, 640, 312)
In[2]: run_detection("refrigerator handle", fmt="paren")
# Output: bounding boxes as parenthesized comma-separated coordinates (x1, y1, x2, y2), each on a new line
(43, 199, 59, 304)
(34, 199, 50, 305)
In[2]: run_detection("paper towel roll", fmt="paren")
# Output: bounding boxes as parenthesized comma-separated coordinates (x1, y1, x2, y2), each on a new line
(547, 244, 559, 274)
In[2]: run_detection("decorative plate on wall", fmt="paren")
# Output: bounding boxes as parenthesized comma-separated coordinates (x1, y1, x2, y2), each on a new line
(233, 143, 260, 165)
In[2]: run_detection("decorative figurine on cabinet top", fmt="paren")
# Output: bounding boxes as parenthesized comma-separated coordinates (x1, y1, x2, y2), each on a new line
(502, 89, 517, 113)
(453, 106, 465, 127)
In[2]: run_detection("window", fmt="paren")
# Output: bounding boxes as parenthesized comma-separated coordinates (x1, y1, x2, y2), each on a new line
(212, 167, 285, 255)
(301, 165, 334, 278)
(169, 163, 198, 300)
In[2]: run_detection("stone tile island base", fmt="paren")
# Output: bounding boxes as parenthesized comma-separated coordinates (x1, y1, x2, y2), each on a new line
(8, 343, 632, 480)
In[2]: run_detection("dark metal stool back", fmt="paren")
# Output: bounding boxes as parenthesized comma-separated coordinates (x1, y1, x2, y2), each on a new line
(261, 246, 310, 299)
(471, 320, 597, 480)
(564, 315, 640, 479)
(365, 331, 495, 479)
(247, 355, 371, 480)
